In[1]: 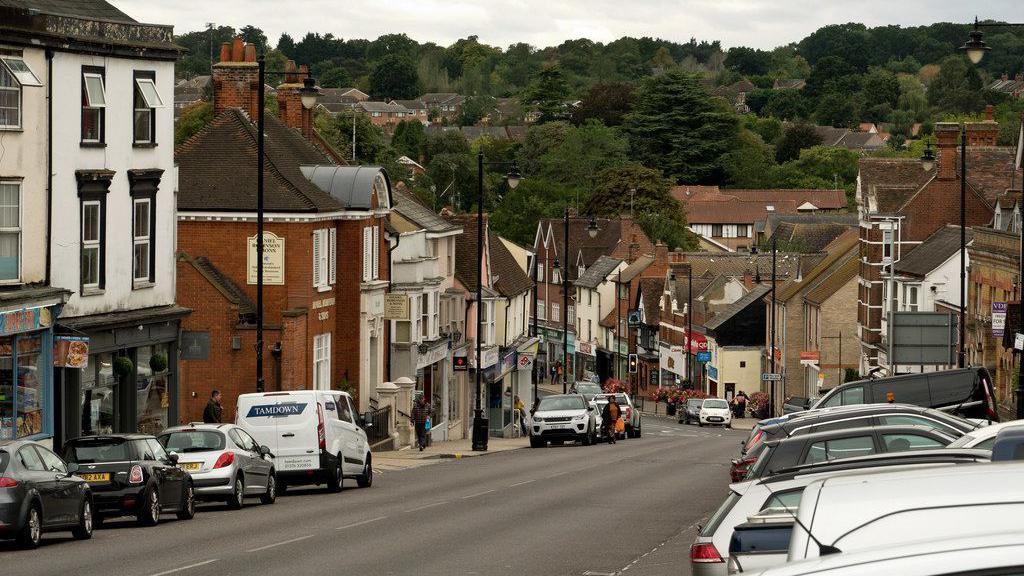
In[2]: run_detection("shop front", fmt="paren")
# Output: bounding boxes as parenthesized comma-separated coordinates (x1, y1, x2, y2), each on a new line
(486, 348, 517, 436)
(0, 291, 69, 447)
(415, 340, 450, 442)
(54, 306, 189, 446)
(576, 340, 598, 383)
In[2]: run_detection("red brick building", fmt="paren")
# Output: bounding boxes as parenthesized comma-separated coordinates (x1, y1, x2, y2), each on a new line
(174, 40, 392, 422)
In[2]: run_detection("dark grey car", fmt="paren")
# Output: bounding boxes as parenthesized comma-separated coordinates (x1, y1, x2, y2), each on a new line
(0, 440, 93, 548)
(680, 398, 703, 425)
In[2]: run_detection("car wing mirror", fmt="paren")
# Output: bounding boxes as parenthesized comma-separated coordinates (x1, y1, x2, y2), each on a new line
(67, 462, 80, 475)
(167, 452, 179, 465)
(259, 445, 273, 456)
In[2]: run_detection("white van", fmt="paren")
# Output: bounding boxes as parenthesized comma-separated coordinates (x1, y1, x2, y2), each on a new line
(236, 390, 372, 492)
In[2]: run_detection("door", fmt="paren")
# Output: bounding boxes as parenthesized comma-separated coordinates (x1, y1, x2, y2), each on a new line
(17, 446, 58, 526)
(334, 395, 363, 475)
(253, 393, 320, 472)
(148, 439, 184, 509)
(34, 446, 78, 525)
(134, 440, 169, 510)
(231, 428, 270, 493)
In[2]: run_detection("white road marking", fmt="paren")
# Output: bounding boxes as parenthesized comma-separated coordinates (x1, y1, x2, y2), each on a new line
(509, 479, 535, 487)
(246, 534, 314, 552)
(147, 559, 219, 576)
(546, 471, 569, 479)
(404, 501, 448, 513)
(462, 489, 496, 499)
(336, 516, 388, 530)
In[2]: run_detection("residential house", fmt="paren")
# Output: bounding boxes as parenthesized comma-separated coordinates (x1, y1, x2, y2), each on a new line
(573, 255, 625, 383)
(802, 124, 886, 151)
(987, 73, 1024, 100)
(857, 113, 1021, 377)
(174, 75, 210, 117)
(635, 277, 667, 390)
(176, 40, 391, 423)
(390, 99, 429, 124)
(420, 93, 464, 122)
(757, 213, 859, 246)
(702, 284, 770, 399)
(802, 255, 861, 391)
(356, 101, 411, 132)
(388, 187, 463, 441)
(706, 78, 756, 114)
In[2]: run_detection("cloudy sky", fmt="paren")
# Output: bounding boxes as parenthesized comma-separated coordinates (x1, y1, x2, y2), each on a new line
(120, 1, 1019, 50)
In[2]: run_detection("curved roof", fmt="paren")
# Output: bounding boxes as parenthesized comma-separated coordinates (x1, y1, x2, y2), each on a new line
(300, 165, 393, 211)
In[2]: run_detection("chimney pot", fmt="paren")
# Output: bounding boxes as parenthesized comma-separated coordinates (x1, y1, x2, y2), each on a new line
(219, 42, 231, 63)
(231, 37, 244, 62)
(244, 43, 257, 63)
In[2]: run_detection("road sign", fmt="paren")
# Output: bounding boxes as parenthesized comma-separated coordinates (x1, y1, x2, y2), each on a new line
(889, 312, 956, 365)
(696, 351, 711, 362)
(761, 373, 782, 382)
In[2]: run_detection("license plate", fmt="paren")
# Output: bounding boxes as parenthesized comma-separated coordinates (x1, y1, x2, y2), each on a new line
(277, 456, 317, 471)
(182, 462, 201, 472)
(708, 417, 723, 422)
(80, 473, 110, 483)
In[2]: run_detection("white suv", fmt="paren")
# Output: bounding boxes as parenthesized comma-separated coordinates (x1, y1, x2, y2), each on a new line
(529, 394, 600, 447)
(236, 390, 372, 493)
(700, 398, 732, 428)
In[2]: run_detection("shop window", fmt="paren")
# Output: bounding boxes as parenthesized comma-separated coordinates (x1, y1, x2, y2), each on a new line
(0, 333, 47, 440)
(136, 344, 170, 436)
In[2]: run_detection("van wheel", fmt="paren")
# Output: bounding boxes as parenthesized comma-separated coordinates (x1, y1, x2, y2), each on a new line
(177, 482, 196, 520)
(357, 457, 372, 488)
(326, 455, 343, 492)
(138, 486, 160, 526)
(17, 503, 42, 548)
(260, 473, 277, 504)
(227, 476, 245, 510)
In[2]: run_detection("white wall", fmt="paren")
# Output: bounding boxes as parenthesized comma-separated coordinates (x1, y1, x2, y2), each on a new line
(0, 45, 47, 285)
(50, 53, 176, 317)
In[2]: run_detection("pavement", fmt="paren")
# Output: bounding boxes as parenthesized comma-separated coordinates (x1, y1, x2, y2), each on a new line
(2, 416, 743, 576)
(374, 436, 530, 471)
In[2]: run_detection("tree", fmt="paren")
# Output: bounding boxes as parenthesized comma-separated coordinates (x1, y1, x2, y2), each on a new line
(277, 33, 295, 56)
(725, 46, 771, 76)
(805, 55, 861, 97)
(457, 95, 497, 126)
(366, 33, 418, 62)
(860, 67, 900, 111)
(422, 129, 471, 164)
(392, 120, 426, 159)
(517, 121, 571, 175)
(622, 71, 738, 184)
(368, 54, 420, 100)
(585, 164, 695, 250)
(521, 64, 571, 123)
(174, 102, 213, 147)
(571, 82, 636, 126)
(490, 179, 575, 246)
(775, 123, 822, 163)
(239, 25, 267, 51)
(650, 46, 676, 71)
(318, 67, 352, 88)
(763, 89, 807, 120)
(535, 120, 629, 190)
(314, 111, 386, 163)
(927, 55, 985, 114)
(722, 128, 776, 187)
(815, 92, 859, 128)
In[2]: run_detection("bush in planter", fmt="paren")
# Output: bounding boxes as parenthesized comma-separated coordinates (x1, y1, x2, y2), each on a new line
(747, 391, 771, 418)
(113, 356, 134, 378)
(149, 353, 168, 373)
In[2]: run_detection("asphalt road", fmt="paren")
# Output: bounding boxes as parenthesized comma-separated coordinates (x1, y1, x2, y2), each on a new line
(2, 416, 743, 576)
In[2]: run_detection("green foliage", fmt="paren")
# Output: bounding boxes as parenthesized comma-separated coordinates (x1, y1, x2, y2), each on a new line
(584, 164, 695, 250)
(622, 71, 738, 184)
(517, 121, 572, 175)
(534, 120, 629, 189)
(743, 115, 783, 145)
(860, 67, 900, 110)
(368, 54, 420, 100)
(490, 179, 574, 246)
(422, 129, 471, 164)
(318, 67, 352, 89)
(927, 55, 985, 114)
(636, 212, 696, 251)
(815, 92, 859, 128)
(725, 46, 771, 76)
(776, 123, 822, 163)
(521, 64, 571, 123)
(174, 102, 214, 147)
(314, 110, 386, 163)
(721, 129, 775, 187)
(458, 95, 498, 126)
(391, 120, 426, 159)
(571, 82, 636, 127)
(763, 89, 807, 120)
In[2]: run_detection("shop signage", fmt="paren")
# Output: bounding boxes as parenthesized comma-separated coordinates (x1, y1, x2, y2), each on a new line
(707, 365, 718, 380)
(696, 351, 711, 362)
(181, 331, 210, 361)
(500, 350, 517, 375)
(54, 336, 89, 368)
(473, 346, 499, 369)
(762, 373, 782, 381)
(577, 341, 596, 357)
(1016, 333, 1024, 351)
(800, 350, 820, 366)
(416, 342, 448, 369)
(660, 343, 685, 377)
(453, 354, 468, 371)
(684, 330, 708, 354)
(247, 232, 285, 285)
(992, 302, 1007, 337)
(383, 294, 410, 320)
(627, 309, 641, 328)
(0, 307, 52, 336)
(518, 353, 534, 372)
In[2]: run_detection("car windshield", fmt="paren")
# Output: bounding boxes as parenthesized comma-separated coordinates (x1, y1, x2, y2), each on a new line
(537, 396, 586, 411)
(704, 399, 729, 409)
(688, 399, 703, 408)
(595, 394, 629, 405)
(575, 384, 602, 394)
(158, 431, 226, 453)
(64, 439, 131, 463)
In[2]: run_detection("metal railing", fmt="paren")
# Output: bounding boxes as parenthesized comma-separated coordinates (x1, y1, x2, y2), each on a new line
(366, 405, 393, 451)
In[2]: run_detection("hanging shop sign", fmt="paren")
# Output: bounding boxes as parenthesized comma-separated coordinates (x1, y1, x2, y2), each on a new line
(247, 232, 285, 285)
(54, 336, 90, 368)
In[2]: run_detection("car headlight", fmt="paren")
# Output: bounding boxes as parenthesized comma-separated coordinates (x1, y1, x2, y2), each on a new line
(533, 416, 544, 422)
(573, 414, 587, 421)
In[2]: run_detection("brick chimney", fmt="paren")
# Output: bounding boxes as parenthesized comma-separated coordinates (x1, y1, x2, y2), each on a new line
(965, 105, 999, 147)
(934, 122, 960, 181)
(277, 60, 315, 139)
(742, 269, 754, 290)
(212, 37, 259, 119)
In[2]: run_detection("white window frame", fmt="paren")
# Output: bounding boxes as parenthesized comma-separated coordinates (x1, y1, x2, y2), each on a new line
(421, 293, 430, 340)
(132, 197, 151, 282)
(372, 225, 380, 279)
(81, 200, 102, 288)
(134, 77, 164, 108)
(568, 304, 574, 321)
(0, 62, 22, 130)
(485, 301, 495, 345)
(313, 228, 336, 290)
(0, 180, 21, 282)
(0, 55, 41, 87)
(903, 284, 920, 312)
(313, 333, 331, 390)
(362, 227, 372, 282)
(552, 303, 560, 323)
(432, 291, 440, 339)
(82, 71, 105, 143)
(537, 301, 545, 320)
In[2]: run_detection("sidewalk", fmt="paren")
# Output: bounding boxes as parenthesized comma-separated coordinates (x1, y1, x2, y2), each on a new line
(374, 435, 529, 471)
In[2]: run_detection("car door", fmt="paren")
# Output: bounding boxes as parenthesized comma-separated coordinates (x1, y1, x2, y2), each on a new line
(16, 446, 57, 525)
(346, 396, 369, 464)
(230, 428, 269, 492)
(136, 440, 171, 509)
(237, 428, 273, 488)
(150, 438, 185, 508)
(334, 395, 362, 474)
(34, 445, 78, 525)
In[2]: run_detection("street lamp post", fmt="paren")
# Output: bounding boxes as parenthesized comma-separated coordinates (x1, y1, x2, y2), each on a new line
(685, 265, 693, 388)
(770, 236, 777, 418)
(563, 208, 570, 393)
(472, 152, 521, 452)
(256, 57, 319, 393)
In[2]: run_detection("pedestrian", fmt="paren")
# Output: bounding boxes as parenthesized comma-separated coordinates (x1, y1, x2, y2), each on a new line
(602, 396, 621, 444)
(411, 395, 432, 451)
(203, 390, 223, 424)
(735, 391, 747, 418)
(550, 363, 557, 384)
(514, 395, 527, 435)
(556, 361, 564, 383)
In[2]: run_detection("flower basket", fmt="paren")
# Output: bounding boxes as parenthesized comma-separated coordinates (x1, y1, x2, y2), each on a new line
(747, 391, 771, 419)
(603, 379, 630, 394)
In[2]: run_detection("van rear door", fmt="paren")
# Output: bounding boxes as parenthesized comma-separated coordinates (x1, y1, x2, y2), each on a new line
(239, 392, 320, 472)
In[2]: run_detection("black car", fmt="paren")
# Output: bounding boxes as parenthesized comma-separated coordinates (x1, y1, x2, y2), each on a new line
(62, 434, 194, 526)
(810, 367, 999, 421)
(744, 424, 957, 480)
(0, 440, 93, 548)
(680, 398, 703, 425)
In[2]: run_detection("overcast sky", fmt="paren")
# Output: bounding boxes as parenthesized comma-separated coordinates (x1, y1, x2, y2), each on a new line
(120, 1, 1020, 50)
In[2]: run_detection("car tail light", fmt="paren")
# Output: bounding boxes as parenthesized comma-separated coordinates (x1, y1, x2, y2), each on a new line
(213, 452, 235, 469)
(625, 407, 632, 420)
(317, 403, 326, 450)
(743, 429, 764, 453)
(981, 378, 998, 420)
(0, 477, 17, 488)
(128, 465, 145, 484)
(690, 542, 724, 563)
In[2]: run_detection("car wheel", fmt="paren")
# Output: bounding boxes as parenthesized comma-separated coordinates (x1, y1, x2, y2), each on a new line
(138, 485, 160, 527)
(326, 455, 343, 492)
(260, 472, 278, 504)
(529, 436, 544, 448)
(579, 431, 590, 446)
(357, 457, 373, 488)
(227, 475, 245, 510)
(698, 421, 704, 427)
(17, 503, 42, 548)
(72, 498, 94, 540)
(635, 425, 642, 438)
(177, 482, 196, 520)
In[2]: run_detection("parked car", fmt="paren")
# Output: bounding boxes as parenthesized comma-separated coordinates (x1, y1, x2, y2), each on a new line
(810, 367, 999, 421)
(158, 423, 276, 508)
(592, 393, 642, 438)
(727, 513, 793, 574)
(754, 531, 1024, 576)
(947, 418, 1024, 451)
(700, 398, 732, 428)
(236, 390, 372, 493)
(681, 398, 704, 425)
(788, 461, 1024, 563)
(0, 440, 94, 548)
(990, 425, 1024, 461)
(62, 434, 194, 526)
(692, 448, 989, 576)
(529, 394, 600, 447)
(570, 382, 603, 400)
(742, 424, 957, 481)
(782, 396, 815, 414)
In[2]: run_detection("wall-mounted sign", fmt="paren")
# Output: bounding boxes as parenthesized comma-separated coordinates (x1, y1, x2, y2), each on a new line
(416, 342, 448, 369)
(54, 336, 89, 368)
(0, 307, 52, 336)
(181, 331, 210, 361)
(383, 294, 410, 320)
(627, 309, 641, 328)
(992, 302, 1007, 337)
(696, 351, 711, 363)
(247, 232, 285, 285)
(518, 353, 534, 372)
(800, 350, 820, 366)
(660, 343, 685, 377)
(577, 341, 596, 357)
(472, 346, 499, 369)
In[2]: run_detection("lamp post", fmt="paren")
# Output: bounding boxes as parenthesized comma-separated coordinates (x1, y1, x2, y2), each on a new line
(532, 239, 539, 408)
(256, 57, 319, 393)
(472, 152, 521, 452)
(770, 236, 777, 418)
(960, 17, 1024, 418)
(552, 208, 572, 393)
(685, 265, 693, 388)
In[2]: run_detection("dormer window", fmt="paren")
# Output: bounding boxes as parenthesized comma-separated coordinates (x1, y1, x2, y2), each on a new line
(0, 50, 42, 130)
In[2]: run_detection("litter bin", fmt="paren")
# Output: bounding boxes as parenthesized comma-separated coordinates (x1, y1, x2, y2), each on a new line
(472, 415, 489, 451)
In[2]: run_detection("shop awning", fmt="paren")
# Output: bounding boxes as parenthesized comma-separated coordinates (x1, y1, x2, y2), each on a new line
(58, 304, 192, 331)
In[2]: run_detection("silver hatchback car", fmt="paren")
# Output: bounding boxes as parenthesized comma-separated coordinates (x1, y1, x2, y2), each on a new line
(158, 424, 276, 508)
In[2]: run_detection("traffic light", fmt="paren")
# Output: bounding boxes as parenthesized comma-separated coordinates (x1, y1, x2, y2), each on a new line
(453, 354, 468, 371)
(628, 353, 638, 374)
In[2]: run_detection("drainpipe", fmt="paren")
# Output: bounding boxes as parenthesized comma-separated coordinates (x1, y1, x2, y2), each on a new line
(45, 48, 53, 284)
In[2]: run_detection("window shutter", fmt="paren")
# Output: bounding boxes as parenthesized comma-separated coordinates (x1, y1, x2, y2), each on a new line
(312, 229, 323, 287)
(362, 227, 372, 282)
(372, 225, 380, 279)
(328, 227, 337, 285)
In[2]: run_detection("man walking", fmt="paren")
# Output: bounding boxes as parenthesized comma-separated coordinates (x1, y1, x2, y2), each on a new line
(203, 390, 223, 424)
(411, 395, 432, 451)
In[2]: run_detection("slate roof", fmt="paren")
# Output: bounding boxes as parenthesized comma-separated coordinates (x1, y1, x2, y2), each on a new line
(319, 88, 366, 103)
(318, 102, 357, 115)
(391, 99, 427, 110)
(359, 101, 409, 114)
(638, 278, 665, 326)
(619, 255, 656, 283)
(0, 0, 133, 21)
(674, 252, 822, 281)
(776, 229, 858, 302)
(391, 186, 460, 233)
(858, 158, 935, 214)
(575, 255, 623, 289)
(704, 284, 772, 331)
(176, 109, 342, 213)
(894, 225, 974, 277)
(181, 253, 257, 317)
(489, 232, 533, 298)
(770, 222, 855, 252)
(959, 147, 1023, 204)
(805, 256, 859, 306)
(683, 197, 800, 224)
(763, 212, 859, 232)
(724, 189, 847, 210)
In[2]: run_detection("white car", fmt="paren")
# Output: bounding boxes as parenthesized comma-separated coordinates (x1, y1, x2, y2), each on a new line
(700, 398, 732, 428)
(593, 393, 642, 438)
(236, 390, 372, 492)
(529, 394, 600, 447)
(947, 418, 1024, 450)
